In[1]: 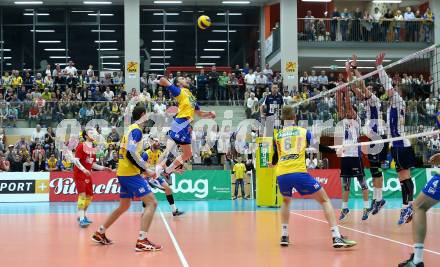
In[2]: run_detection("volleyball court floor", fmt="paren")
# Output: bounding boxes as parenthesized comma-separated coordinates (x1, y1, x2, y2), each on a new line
(0, 199, 439, 267)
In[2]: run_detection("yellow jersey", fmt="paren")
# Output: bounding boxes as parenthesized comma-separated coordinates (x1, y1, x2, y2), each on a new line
(233, 163, 246, 179)
(146, 149, 161, 167)
(117, 123, 144, 176)
(273, 126, 311, 177)
(170, 85, 198, 120)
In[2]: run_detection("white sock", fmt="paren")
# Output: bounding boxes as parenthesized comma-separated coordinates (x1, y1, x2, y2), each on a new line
(376, 188, 382, 201)
(330, 226, 341, 238)
(171, 204, 177, 212)
(139, 231, 148, 240)
(281, 224, 288, 237)
(413, 243, 424, 264)
(99, 225, 106, 234)
(363, 201, 369, 209)
(78, 210, 85, 220)
(372, 189, 377, 201)
(342, 202, 348, 209)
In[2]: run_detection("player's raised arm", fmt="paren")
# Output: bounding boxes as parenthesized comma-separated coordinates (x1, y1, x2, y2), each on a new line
(375, 52, 394, 94)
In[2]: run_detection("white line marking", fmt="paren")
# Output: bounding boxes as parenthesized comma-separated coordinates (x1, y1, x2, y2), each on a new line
(159, 208, 189, 267)
(291, 211, 440, 256)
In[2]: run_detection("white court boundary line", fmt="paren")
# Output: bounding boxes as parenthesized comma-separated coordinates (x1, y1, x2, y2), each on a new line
(291, 211, 440, 256)
(159, 208, 189, 267)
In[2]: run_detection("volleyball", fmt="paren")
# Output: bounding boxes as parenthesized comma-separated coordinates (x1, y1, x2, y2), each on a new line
(197, 15, 212, 30)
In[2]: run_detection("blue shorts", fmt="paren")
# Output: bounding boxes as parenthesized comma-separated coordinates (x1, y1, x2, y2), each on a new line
(277, 172, 322, 197)
(168, 118, 192, 145)
(118, 175, 152, 199)
(422, 174, 440, 201)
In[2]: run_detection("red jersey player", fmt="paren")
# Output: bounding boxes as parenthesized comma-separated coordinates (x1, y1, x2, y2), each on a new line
(73, 128, 112, 228)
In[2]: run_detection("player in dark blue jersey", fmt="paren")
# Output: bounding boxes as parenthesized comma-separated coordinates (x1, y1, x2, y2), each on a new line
(398, 111, 440, 267)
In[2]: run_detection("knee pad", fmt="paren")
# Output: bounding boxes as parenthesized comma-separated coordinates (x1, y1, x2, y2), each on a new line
(342, 177, 351, 192)
(370, 167, 382, 178)
(357, 177, 368, 191)
(77, 195, 87, 210)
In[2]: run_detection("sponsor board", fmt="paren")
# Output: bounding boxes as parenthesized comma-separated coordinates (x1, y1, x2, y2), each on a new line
(292, 169, 342, 199)
(49, 170, 231, 202)
(0, 172, 49, 202)
(349, 168, 427, 199)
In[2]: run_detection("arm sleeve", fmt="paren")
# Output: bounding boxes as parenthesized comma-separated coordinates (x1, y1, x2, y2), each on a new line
(306, 130, 312, 146)
(126, 152, 146, 171)
(195, 102, 201, 111)
(167, 85, 181, 97)
(272, 138, 279, 165)
(376, 65, 393, 91)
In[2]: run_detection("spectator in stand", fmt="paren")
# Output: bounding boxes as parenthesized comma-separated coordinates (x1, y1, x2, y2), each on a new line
(414, 9, 422, 42)
(273, 72, 283, 87)
(340, 8, 351, 41)
(23, 156, 34, 172)
(371, 7, 382, 42)
(351, 7, 362, 41)
(246, 92, 259, 119)
(11, 70, 23, 90)
(423, 8, 434, 43)
(196, 69, 208, 100)
(304, 10, 315, 41)
(228, 73, 240, 105)
(404, 7, 416, 42)
(262, 63, 273, 79)
(64, 61, 78, 76)
(23, 72, 33, 91)
(103, 86, 115, 101)
(106, 151, 118, 170)
(382, 9, 393, 42)
(306, 154, 318, 169)
(218, 71, 229, 101)
(394, 9, 404, 42)
(52, 64, 61, 77)
(255, 72, 268, 98)
(6, 103, 18, 127)
(0, 128, 5, 151)
(309, 70, 318, 89)
(330, 7, 341, 41)
(5, 145, 15, 163)
(140, 72, 148, 92)
(299, 71, 310, 88)
(362, 10, 373, 41)
(87, 64, 94, 77)
(318, 70, 328, 90)
(243, 63, 250, 75)
(316, 18, 326, 41)
(46, 153, 59, 171)
(244, 69, 256, 93)
(148, 73, 158, 96)
(44, 127, 55, 147)
(34, 153, 46, 172)
(282, 90, 293, 105)
(107, 127, 120, 143)
(10, 154, 22, 172)
(208, 66, 219, 102)
(0, 154, 10, 172)
(233, 64, 242, 78)
(31, 124, 45, 142)
(153, 98, 167, 114)
(15, 137, 29, 151)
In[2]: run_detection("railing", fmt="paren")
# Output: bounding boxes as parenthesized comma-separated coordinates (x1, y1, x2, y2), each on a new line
(297, 18, 434, 43)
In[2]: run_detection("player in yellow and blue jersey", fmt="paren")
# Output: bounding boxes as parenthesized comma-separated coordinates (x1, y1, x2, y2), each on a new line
(272, 106, 357, 249)
(143, 137, 184, 216)
(92, 104, 162, 252)
(399, 111, 440, 267)
(156, 76, 216, 177)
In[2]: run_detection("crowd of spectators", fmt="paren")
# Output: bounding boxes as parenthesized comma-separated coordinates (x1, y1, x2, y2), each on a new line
(301, 6, 434, 43)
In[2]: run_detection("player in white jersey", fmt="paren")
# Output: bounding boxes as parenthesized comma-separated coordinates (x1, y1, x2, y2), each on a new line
(348, 55, 387, 215)
(376, 52, 415, 225)
(336, 81, 370, 222)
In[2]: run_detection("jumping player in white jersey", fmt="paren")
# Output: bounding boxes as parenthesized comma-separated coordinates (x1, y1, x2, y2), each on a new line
(376, 52, 415, 225)
(336, 77, 370, 222)
(348, 55, 387, 215)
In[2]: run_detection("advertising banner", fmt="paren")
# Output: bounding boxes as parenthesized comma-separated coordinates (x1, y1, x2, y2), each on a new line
(292, 169, 342, 199)
(349, 168, 428, 199)
(49, 170, 231, 202)
(0, 172, 49, 202)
